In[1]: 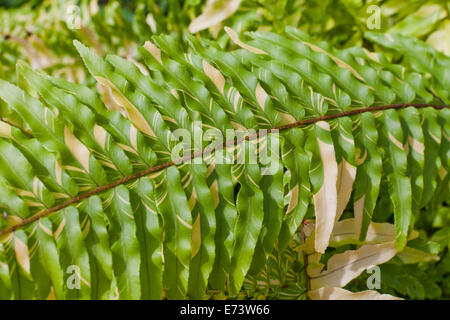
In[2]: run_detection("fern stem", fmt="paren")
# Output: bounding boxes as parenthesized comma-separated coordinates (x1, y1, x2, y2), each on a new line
(0, 103, 446, 237)
(0, 117, 34, 138)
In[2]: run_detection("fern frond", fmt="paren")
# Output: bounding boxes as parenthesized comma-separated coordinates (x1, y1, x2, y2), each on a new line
(0, 27, 448, 300)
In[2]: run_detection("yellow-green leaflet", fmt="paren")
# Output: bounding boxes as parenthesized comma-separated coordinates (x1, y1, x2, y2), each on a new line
(308, 242, 397, 290)
(308, 287, 402, 300)
(189, 0, 242, 33)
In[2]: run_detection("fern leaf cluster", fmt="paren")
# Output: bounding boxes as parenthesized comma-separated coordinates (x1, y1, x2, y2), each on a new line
(0, 26, 448, 300)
